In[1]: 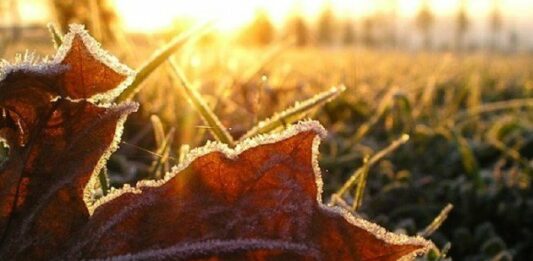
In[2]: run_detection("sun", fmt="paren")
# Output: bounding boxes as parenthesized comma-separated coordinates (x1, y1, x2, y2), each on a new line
(114, 0, 263, 32)
(113, 0, 322, 33)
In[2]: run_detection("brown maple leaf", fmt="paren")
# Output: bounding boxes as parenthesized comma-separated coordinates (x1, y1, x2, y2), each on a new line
(64, 121, 431, 260)
(0, 24, 137, 259)
(0, 25, 431, 260)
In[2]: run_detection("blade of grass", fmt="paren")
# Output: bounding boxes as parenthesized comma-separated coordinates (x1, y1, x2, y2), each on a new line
(47, 23, 63, 49)
(353, 87, 398, 143)
(452, 130, 482, 187)
(367, 134, 410, 166)
(165, 71, 199, 147)
(150, 115, 165, 148)
(178, 144, 190, 164)
(454, 98, 533, 122)
(330, 134, 410, 207)
(117, 23, 212, 102)
(419, 203, 453, 237)
(328, 194, 352, 210)
(240, 85, 346, 141)
(351, 158, 370, 211)
(413, 76, 436, 119)
(148, 128, 175, 179)
(486, 119, 532, 175)
(388, 92, 413, 133)
(97, 167, 109, 196)
(168, 59, 235, 146)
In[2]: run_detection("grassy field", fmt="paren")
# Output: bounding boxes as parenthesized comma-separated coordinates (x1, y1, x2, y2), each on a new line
(118, 43, 532, 260)
(3, 34, 532, 260)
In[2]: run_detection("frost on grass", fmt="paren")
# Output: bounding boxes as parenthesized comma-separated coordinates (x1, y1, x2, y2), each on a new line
(240, 85, 346, 140)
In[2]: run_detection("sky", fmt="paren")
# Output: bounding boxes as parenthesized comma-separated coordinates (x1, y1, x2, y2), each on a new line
(6, 0, 533, 45)
(112, 0, 533, 32)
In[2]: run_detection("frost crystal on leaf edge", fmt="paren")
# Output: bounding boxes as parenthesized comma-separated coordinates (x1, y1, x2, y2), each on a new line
(90, 120, 433, 260)
(54, 24, 136, 102)
(0, 24, 136, 103)
(0, 51, 60, 83)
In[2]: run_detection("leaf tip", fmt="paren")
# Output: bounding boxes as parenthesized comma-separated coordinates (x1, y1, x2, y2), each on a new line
(54, 24, 136, 102)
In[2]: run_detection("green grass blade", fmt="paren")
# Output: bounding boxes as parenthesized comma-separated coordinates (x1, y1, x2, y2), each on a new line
(452, 130, 482, 186)
(149, 128, 175, 179)
(419, 203, 454, 237)
(97, 167, 109, 196)
(169, 59, 235, 146)
(351, 161, 370, 211)
(178, 144, 190, 164)
(353, 87, 397, 143)
(47, 23, 63, 49)
(330, 134, 410, 207)
(118, 23, 212, 102)
(454, 98, 533, 122)
(240, 85, 346, 141)
(486, 119, 532, 174)
(150, 115, 165, 148)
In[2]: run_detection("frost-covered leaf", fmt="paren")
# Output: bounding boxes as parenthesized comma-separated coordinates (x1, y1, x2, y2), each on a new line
(0, 24, 430, 261)
(68, 121, 431, 260)
(0, 24, 137, 260)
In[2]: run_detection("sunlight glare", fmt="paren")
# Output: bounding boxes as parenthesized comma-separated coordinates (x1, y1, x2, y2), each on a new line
(115, 0, 261, 32)
(113, 0, 526, 33)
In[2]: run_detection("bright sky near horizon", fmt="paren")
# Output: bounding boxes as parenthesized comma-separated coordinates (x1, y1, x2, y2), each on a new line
(12, 0, 533, 32)
(114, 0, 533, 32)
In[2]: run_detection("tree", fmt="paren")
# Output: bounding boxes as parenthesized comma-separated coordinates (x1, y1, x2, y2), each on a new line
(455, 0, 470, 51)
(489, 0, 503, 51)
(317, 5, 335, 45)
(239, 9, 275, 46)
(286, 15, 309, 46)
(415, 0, 435, 50)
(342, 20, 356, 46)
(384, 0, 399, 48)
(362, 16, 375, 47)
(508, 29, 519, 53)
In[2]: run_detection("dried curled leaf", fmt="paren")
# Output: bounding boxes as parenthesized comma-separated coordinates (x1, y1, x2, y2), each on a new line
(74, 121, 431, 260)
(0, 24, 137, 259)
(0, 25, 431, 260)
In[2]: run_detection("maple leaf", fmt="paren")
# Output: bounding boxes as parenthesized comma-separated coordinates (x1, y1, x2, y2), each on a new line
(0, 25, 431, 260)
(64, 121, 431, 260)
(0, 24, 138, 259)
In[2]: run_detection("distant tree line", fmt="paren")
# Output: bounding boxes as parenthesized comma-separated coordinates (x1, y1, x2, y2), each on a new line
(241, 0, 521, 52)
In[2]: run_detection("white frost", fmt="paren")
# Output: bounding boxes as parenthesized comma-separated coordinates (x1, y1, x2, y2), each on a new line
(91, 120, 327, 210)
(0, 51, 61, 82)
(90, 120, 432, 260)
(0, 24, 136, 103)
(54, 24, 136, 102)
(240, 85, 346, 141)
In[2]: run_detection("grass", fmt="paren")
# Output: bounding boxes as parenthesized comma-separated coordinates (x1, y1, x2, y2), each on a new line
(3, 30, 532, 260)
